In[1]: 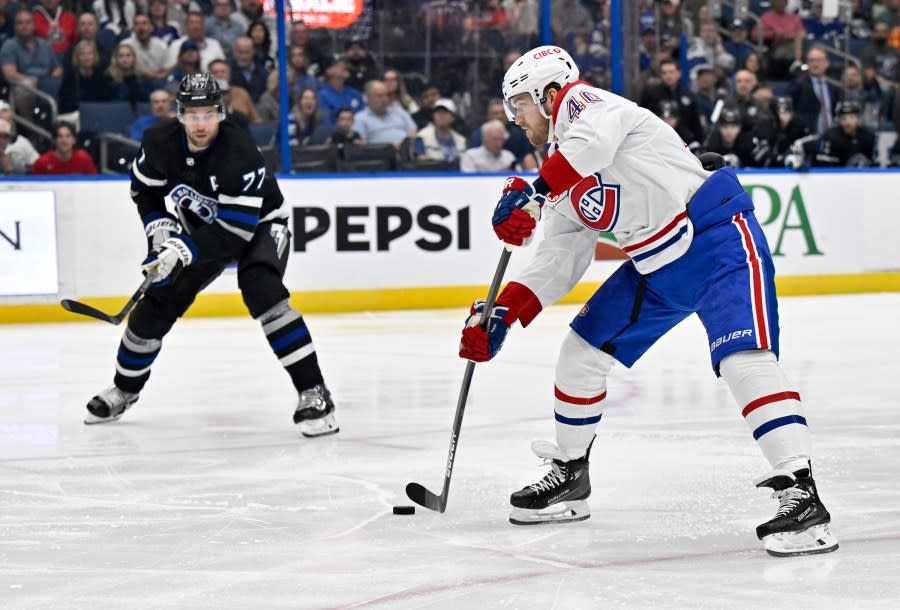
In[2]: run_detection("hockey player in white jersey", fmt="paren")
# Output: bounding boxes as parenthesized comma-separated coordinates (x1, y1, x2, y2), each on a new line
(458, 46, 837, 557)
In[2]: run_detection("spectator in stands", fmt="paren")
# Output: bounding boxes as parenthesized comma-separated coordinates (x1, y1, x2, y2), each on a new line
(741, 50, 767, 82)
(755, 0, 806, 79)
(726, 69, 776, 141)
(255, 46, 312, 122)
(640, 58, 704, 145)
(552, 0, 593, 43)
(686, 21, 734, 81)
(164, 39, 200, 89)
(32, 0, 76, 57)
(802, 0, 844, 41)
(0, 0, 16, 49)
(352, 79, 416, 148)
(31, 120, 97, 174)
(58, 40, 110, 118)
(288, 87, 331, 146)
(0, 115, 37, 174)
(693, 64, 719, 125)
(1, 9, 62, 94)
(343, 36, 377, 92)
(724, 18, 755, 72)
(467, 98, 536, 170)
(92, 0, 136, 40)
(286, 44, 318, 98)
(129, 87, 172, 140)
(326, 106, 363, 158)
(766, 95, 809, 167)
(123, 13, 168, 85)
(167, 11, 224, 71)
(842, 63, 884, 130)
(638, 25, 657, 74)
(415, 97, 466, 164)
(234, 0, 277, 46)
(148, 0, 179, 46)
(383, 68, 418, 114)
(704, 106, 754, 167)
(318, 57, 364, 123)
(64, 13, 111, 76)
(229, 35, 267, 102)
(656, 0, 688, 57)
(460, 119, 515, 173)
(788, 45, 843, 135)
(205, 0, 243, 54)
(861, 21, 900, 85)
(106, 42, 151, 104)
(503, 0, 539, 51)
(288, 19, 326, 77)
(411, 82, 440, 130)
(815, 100, 876, 166)
(209, 57, 260, 124)
(658, 99, 701, 151)
(247, 20, 275, 73)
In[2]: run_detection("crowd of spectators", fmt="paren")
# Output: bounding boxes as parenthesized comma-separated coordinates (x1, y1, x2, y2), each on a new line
(1, 0, 899, 176)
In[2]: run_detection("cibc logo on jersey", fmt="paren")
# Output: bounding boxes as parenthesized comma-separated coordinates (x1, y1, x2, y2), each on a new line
(569, 172, 620, 231)
(169, 185, 218, 223)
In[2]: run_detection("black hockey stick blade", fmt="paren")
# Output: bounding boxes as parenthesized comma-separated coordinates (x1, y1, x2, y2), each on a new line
(405, 481, 445, 513)
(405, 247, 512, 513)
(60, 275, 154, 325)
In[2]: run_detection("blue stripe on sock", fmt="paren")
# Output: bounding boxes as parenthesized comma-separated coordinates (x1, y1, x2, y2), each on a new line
(554, 412, 603, 426)
(117, 347, 157, 368)
(631, 225, 689, 262)
(269, 325, 310, 351)
(753, 415, 808, 440)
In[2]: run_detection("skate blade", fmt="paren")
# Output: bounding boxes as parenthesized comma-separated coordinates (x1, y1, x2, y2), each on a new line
(509, 500, 590, 526)
(297, 413, 339, 438)
(764, 524, 839, 557)
(83, 411, 126, 425)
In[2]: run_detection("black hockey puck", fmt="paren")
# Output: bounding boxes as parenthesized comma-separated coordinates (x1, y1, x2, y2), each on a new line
(393, 505, 415, 515)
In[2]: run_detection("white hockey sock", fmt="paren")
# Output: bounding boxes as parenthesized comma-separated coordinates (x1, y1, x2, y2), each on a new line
(554, 330, 615, 460)
(719, 350, 811, 473)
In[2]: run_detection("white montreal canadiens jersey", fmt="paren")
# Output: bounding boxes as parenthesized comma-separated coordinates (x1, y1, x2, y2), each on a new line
(513, 81, 709, 310)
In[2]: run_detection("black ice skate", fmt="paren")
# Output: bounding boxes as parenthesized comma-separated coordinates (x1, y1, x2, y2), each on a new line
(509, 439, 593, 525)
(84, 385, 139, 425)
(293, 383, 339, 438)
(755, 467, 839, 557)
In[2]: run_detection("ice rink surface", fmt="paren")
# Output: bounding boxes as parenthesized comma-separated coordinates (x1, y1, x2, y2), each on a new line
(2, 293, 899, 609)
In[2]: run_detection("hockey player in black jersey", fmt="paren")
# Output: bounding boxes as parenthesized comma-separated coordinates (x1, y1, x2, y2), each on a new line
(84, 73, 338, 437)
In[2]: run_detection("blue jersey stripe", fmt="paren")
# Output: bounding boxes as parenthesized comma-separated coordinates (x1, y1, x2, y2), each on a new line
(217, 209, 260, 226)
(631, 224, 689, 262)
(269, 325, 310, 351)
(554, 412, 603, 426)
(753, 415, 807, 440)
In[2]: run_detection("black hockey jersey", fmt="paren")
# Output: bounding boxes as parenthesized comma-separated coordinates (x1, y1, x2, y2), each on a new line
(130, 117, 286, 263)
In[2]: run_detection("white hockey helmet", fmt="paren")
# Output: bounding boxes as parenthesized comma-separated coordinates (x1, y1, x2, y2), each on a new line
(502, 45, 580, 121)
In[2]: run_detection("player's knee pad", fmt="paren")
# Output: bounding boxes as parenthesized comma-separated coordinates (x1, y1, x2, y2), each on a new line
(555, 329, 616, 395)
(127, 293, 180, 339)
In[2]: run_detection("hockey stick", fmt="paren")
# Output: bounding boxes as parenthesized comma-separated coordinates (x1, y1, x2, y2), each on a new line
(60, 274, 154, 325)
(406, 246, 512, 513)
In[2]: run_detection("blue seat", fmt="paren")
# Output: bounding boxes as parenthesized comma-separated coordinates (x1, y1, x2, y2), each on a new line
(79, 101, 137, 135)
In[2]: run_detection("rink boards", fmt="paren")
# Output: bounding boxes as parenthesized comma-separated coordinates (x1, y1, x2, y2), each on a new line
(2, 170, 900, 323)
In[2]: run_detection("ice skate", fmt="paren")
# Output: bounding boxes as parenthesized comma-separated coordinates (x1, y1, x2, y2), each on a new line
(84, 385, 139, 425)
(755, 467, 838, 557)
(293, 383, 339, 437)
(509, 439, 592, 525)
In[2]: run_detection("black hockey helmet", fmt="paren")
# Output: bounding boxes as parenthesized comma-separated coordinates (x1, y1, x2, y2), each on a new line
(774, 95, 793, 113)
(176, 73, 225, 122)
(835, 100, 861, 116)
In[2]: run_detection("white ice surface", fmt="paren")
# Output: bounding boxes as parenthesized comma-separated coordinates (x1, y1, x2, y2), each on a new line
(2, 294, 899, 609)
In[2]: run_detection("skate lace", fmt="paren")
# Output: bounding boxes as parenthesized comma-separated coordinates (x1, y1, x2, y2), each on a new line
(528, 461, 566, 493)
(772, 486, 810, 517)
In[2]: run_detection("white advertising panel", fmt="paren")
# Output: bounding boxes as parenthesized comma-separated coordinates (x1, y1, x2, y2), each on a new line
(0, 190, 59, 296)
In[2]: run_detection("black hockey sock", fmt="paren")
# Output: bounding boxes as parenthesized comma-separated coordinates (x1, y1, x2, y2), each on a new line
(260, 304, 324, 392)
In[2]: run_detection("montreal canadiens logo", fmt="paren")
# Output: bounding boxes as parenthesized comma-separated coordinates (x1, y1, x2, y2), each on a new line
(570, 172, 620, 231)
